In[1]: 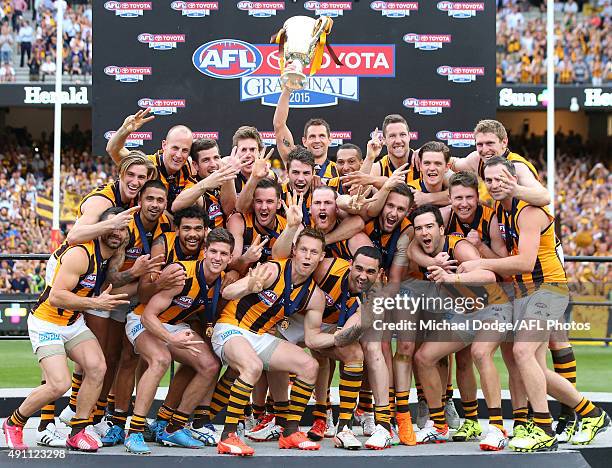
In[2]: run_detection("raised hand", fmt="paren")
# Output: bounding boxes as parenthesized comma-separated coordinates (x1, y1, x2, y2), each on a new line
(466, 229, 482, 248)
(252, 146, 274, 180)
(242, 234, 270, 264)
(247, 263, 274, 294)
(340, 171, 374, 189)
(132, 254, 166, 278)
(383, 163, 410, 190)
(348, 185, 375, 211)
(366, 127, 384, 160)
(122, 108, 155, 133)
(281, 191, 304, 228)
(200, 163, 238, 191)
(94, 284, 130, 311)
(158, 263, 187, 290)
(108, 206, 140, 231)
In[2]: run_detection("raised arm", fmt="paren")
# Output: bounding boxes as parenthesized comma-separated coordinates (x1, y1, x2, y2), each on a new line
(67, 203, 140, 245)
(449, 151, 480, 173)
(106, 108, 155, 165)
(512, 163, 551, 206)
(221, 262, 279, 300)
(273, 88, 295, 165)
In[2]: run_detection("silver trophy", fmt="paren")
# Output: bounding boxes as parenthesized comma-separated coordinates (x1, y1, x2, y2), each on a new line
(272, 16, 334, 90)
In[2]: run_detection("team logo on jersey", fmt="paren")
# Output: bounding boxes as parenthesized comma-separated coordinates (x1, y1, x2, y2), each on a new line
(208, 203, 223, 220)
(193, 39, 262, 79)
(138, 33, 186, 50)
(192, 131, 219, 140)
(126, 247, 143, 259)
(403, 98, 451, 115)
(138, 98, 186, 115)
(104, 131, 153, 148)
(437, 65, 484, 83)
(104, 66, 152, 83)
(80, 273, 97, 289)
(304, 1, 352, 17)
(436, 131, 475, 148)
(171, 1, 219, 17)
(193, 39, 394, 108)
(436, 1, 484, 18)
(370, 1, 418, 17)
(324, 292, 336, 307)
(237, 1, 285, 17)
(403, 33, 451, 50)
(104, 1, 152, 17)
(173, 296, 194, 308)
(258, 289, 279, 306)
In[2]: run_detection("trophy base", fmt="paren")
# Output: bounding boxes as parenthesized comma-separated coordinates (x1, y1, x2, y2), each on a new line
(281, 71, 307, 91)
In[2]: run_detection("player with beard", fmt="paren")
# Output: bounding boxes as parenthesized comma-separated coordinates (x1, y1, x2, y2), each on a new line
(227, 178, 287, 274)
(273, 186, 372, 260)
(406, 141, 452, 206)
(227, 126, 277, 194)
(459, 157, 610, 452)
(450, 119, 550, 206)
(406, 205, 497, 444)
(171, 138, 237, 227)
(3, 207, 130, 452)
(274, 88, 337, 183)
(106, 108, 195, 212)
(326, 144, 363, 195)
(213, 228, 328, 456)
(122, 229, 234, 454)
(409, 203, 512, 450)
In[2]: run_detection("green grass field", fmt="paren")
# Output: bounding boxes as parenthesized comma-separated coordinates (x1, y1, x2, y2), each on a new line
(1, 341, 610, 392)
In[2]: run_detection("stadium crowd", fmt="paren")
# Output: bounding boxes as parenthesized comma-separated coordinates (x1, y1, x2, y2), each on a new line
(0, 0, 92, 83)
(496, 0, 612, 84)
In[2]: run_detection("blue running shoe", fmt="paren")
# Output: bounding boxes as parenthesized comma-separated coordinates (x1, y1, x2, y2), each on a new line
(149, 420, 168, 443)
(124, 432, 151, 454)
(102, 424, 125, 447)
(159, 428, 204, 448)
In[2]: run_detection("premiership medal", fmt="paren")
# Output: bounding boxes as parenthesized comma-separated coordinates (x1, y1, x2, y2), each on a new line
(206, 324, 214, 338)
(280, 318, 290, 330)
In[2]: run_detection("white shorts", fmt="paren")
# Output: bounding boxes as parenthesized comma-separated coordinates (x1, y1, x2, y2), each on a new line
(28, 313, 94, 355)
(211, 323, 282, 370)
(45, 254, 57, 286)
(125, 312, 191, 348)
(277, 313, 336, 345)
(513, 287, 569, 322)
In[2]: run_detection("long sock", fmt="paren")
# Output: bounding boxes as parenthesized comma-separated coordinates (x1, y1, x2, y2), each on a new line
(429, 406, 446, 430)
(110, 410, 128, 429)
(374, 404, 391, 432)
(93, 398, 107, 424)
(252, 404, 265, 420)
(286, 379, 315, 436)
(265, 394, 274, 414)
(274, 401, 289, 429)
(357, 388, 373, 413)
(107, 394, 115, 415)
(338, 362, 363, 431)
(166, 410, 189, 434)
(396, 390, 410, 415)
(156, 404, 175, 422)
(70, 417, 89, 437)
(326, 388, 332, 414)
(312, 403, 327, 421)
(192, 405, 211, 429)
(8, 409, 28, 428)
(416, 382, 425, 402)
(445, 384, 454, 404)
(574, 398, 602, 419)
(210, 371, 235, 419)
(488, 407, 503, 430)
(128, 414, 146, 435)
(551, 346, 577, 417)
(532, 411, 554, 436)
(462, 400, 479, 422)
(513, 406, 529, 429)
(68, 372, 83, 412)
(388, 387, 396, 420)
(222, 378, 254, 439)
(38, 380, 55, 431)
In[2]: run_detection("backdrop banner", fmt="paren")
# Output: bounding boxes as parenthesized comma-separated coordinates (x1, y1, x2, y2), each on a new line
(93, 1, 495, 158)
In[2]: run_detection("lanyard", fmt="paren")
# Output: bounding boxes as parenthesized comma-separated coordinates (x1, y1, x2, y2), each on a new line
(317, 159, 330, 178)
(198, 263, 221, 324)
(174, 236, 187, 260)
(282, 260, 312, 317)
(259, 217, 281, 239)
(302, 196, 310, 226)
(383, 225, 401, 271)
(338, 273, 360, 327)
(134, 213, 152, 255)
(93, 239, 106, 295)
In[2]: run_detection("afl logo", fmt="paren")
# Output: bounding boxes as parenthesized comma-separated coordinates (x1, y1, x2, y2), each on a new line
(193, 39, 262, 79)
(258, 290, 279, 306)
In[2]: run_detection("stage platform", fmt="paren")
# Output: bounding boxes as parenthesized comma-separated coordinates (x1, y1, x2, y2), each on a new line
(0, 419, 610, 468)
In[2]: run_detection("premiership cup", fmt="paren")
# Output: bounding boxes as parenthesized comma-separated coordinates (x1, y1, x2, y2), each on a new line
(272, 15, 334, 90)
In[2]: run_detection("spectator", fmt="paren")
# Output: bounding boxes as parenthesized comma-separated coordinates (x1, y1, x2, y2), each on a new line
(18, 17, 33, 67)
(28, 53, 40, 80)
(0, 22, 14, 64)
(0, 60, 15, 82)
(40, 53, 55, 80)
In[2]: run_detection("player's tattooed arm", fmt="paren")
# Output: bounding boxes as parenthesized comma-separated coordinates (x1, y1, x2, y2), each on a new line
(333, 323, 363, 347)
(282, 137, 292, 148)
